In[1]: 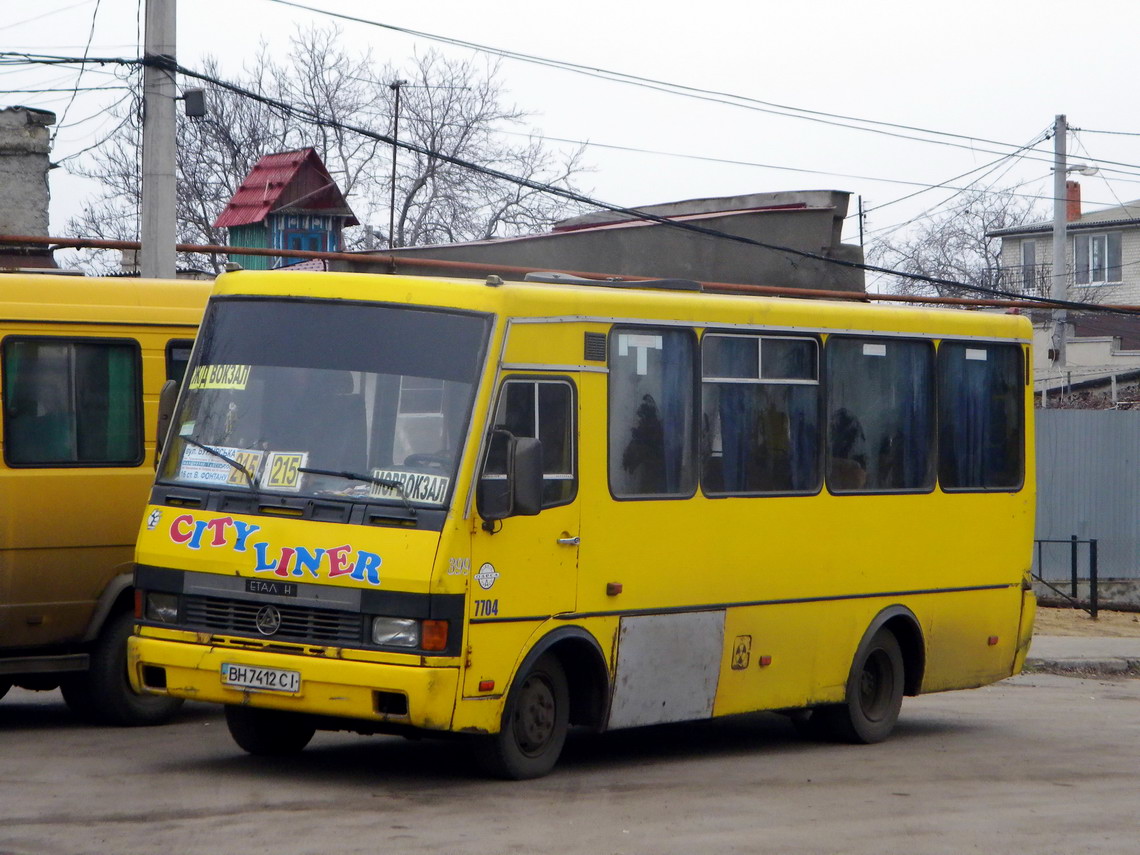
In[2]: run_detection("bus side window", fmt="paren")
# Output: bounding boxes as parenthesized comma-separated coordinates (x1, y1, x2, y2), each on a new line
(165, 339, 195, 384)
(937, 342, 1024, 491)
(488, 378, 576, 508)
(700, 334, 821, 495)
(608, 327, 697, 498)
(825, 336, 934, 493)
(2, 337, 143, 467)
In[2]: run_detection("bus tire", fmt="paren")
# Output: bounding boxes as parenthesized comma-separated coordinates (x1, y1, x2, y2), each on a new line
(224, 705, 316, 756)
(472, 654, 569, 780)
(60, 611, 184, 726)
(812, 628, 904, 744)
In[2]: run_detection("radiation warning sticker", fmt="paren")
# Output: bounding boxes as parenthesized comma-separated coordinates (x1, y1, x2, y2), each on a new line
(731, 635, 752, 671)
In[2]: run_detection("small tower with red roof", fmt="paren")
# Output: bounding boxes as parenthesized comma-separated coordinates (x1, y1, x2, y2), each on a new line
(213, 148, 358, 270)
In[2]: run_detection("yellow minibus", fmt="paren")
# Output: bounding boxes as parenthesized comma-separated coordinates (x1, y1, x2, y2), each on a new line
(0, 273, 209, 724)
(130, 269, 1035, 776)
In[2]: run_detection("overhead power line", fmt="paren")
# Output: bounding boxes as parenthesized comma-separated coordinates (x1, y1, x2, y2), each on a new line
(4, 50, 1139, 316)
(258, 0, 1083, 163)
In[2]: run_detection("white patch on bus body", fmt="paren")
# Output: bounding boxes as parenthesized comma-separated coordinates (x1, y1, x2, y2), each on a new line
(862, 343, 887, 357)
(965, 348, 988, 361)
(607, 611, 725, 730)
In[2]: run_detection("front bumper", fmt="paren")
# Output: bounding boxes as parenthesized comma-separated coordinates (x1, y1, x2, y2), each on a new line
(129, 633, 459, 731)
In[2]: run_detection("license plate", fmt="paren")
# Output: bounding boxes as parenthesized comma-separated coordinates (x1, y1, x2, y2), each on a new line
(221, 663, 301, 693)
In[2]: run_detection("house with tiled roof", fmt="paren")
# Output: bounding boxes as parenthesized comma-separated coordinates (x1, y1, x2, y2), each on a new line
(213, 148, 358, 270)
(989, 182, 1140, 399)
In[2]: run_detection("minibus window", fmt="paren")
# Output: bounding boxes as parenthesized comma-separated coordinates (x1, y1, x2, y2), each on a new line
(825, 336, 935, 493)
(487, 378, 576, 508)
(701, 334, 821, 495)
(937, 342, 1024, 491)
(2, 337, 142, 467)
(608, 327, 697, 498)
(158, 298, 489, 508)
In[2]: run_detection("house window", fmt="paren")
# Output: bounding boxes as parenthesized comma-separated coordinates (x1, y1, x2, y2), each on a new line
(1020, 240, 1037, 291)
(1074, 232, 1122, 285)
(284, 230, 326, 252)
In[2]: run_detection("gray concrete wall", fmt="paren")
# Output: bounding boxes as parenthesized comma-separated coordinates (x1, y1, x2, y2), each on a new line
(335, 191, 865, 293)
(0, 107, 55, 238)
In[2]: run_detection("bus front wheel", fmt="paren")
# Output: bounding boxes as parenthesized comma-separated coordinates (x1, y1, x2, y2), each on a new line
(805, 628, 904, 744)
(472, 654, 569, 780)
(224, 705, 316, 756)
(60, 611, 183, 726)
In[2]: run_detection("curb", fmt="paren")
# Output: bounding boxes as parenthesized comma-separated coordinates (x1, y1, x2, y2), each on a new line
(1024, 657, 1140, 676)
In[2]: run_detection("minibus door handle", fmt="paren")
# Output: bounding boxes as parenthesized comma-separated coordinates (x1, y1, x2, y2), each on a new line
(556, 536, 580, 546)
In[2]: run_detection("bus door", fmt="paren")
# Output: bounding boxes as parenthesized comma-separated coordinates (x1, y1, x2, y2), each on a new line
(464, 375, 579, 697)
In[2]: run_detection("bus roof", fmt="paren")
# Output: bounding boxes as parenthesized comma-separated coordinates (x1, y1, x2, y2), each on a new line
(0, 273, 211, 327)
(211, 269, 1032, 342)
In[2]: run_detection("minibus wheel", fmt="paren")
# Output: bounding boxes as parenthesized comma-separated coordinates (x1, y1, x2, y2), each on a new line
(60, 611, 184, 726)
(224, 705, 316, 756)
(472, 654, 569, 780)
(807, 628, 904, 744)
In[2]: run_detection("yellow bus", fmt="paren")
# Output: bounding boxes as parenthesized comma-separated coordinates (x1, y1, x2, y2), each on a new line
(0, 273, 209, 724)
(130, 269, 1035, 777)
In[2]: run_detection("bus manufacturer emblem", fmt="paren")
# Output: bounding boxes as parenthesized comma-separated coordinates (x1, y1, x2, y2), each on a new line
(255, 604, 283, 636)
(475, 563, 500, 590)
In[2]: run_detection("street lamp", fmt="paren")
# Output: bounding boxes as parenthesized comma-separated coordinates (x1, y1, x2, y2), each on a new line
(388, 79, 408, 250)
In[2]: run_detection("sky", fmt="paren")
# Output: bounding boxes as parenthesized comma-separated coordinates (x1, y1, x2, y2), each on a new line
(5, 0, 1140, 283)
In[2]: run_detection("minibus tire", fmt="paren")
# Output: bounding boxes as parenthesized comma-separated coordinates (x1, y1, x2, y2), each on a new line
(224, 705, 316, 756)
(60, 612, 184, 726)
(472, 654, 569, 780)
(812, 628, 904, 744)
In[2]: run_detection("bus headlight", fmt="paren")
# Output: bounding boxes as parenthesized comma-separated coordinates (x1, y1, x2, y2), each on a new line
(145, 592, 179, 624)
(371, 617, 419, 647)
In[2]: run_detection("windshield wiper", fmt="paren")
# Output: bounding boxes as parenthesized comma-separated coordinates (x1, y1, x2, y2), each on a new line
(180, 437, 257, 489)
(297, 467, 417, 518)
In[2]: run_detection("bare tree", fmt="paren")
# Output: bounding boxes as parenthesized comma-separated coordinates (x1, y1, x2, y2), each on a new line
(866, 188, 1045, 299)
(66, 26, 589, 272)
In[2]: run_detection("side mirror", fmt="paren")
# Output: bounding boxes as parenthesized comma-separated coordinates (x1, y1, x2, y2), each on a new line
(477, 431, 543, 524)
(155, 378, 179, 466)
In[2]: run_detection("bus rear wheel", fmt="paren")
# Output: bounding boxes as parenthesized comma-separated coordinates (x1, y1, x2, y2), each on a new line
(805, 628, 904, 744)
(472, 654, 569, 780)
(224, 705, 316, 756)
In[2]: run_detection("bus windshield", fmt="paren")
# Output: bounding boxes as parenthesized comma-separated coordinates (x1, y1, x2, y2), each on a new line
(158, 297, 490, 508)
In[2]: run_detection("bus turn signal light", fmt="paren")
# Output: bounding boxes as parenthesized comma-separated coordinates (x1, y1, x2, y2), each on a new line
(422, 620, 449, 651)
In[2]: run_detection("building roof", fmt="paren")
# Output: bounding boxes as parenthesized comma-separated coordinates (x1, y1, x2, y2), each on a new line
(989, 198, 1140, 237)
(213, 148, 359, 229)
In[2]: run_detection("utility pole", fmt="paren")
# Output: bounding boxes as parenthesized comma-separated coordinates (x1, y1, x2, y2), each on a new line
(1051, 113, 1068, 369)
(140, 0, 177, 279)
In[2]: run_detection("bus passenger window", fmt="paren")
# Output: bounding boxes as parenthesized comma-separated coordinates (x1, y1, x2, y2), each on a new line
(608, 328, 697, 498)
(937, 343, 1023, 490)
(165, 339, 195, 384)
(2, 338, 142, 467)
(825, 337, 934, 493)
(701, 334, 820, 495)
(489, 379, 576, 507)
